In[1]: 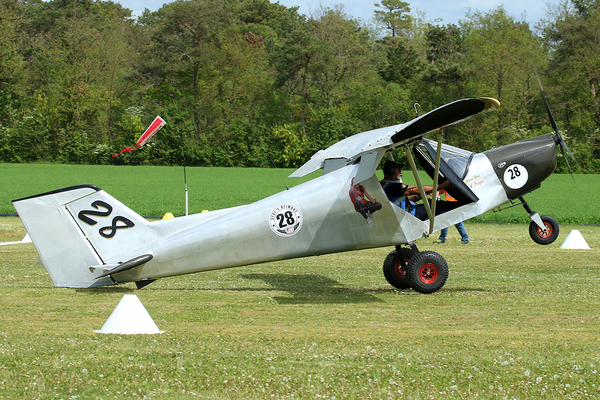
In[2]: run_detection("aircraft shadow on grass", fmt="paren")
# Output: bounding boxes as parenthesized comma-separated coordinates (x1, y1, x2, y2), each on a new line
(77, 274, 382, 304)
(75, 274, 490, 300)
(239, 273, 384, 304)
(79, 286, 141, 294)
(237, 274, 490, 303)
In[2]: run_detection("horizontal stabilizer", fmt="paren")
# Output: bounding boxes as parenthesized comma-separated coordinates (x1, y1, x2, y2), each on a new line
(96, 254, 153, 279)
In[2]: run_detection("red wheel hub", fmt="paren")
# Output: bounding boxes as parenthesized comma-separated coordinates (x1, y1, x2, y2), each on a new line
(537, 223, 553, 239)
(394, 261, 407, 278)
(418, 263, 439, 284)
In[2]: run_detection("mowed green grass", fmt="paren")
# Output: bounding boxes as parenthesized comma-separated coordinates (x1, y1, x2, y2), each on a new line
(1, 218, 600, 399)
(1, 163, 599, 223)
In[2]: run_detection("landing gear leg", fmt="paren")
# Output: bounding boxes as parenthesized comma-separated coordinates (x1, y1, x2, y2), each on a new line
(520, 196, 559, 245)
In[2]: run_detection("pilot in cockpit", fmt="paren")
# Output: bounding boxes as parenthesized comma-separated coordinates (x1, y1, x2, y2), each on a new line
(380, 160, 458, 220)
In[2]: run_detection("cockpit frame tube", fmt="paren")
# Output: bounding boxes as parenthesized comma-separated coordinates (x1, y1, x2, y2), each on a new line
(429, 133, 444, 233)
(405, 144, 433, 230)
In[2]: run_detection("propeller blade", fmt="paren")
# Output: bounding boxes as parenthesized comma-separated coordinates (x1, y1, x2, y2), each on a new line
(560, 145, 573, 176)
(560, 139, 576, 164)
(560, 140, 577, 181)
(534, 69, 577, 180)
(534, 69, 560, 136)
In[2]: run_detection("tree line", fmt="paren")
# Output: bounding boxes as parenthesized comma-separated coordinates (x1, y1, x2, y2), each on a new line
(0, 0, 599, 172)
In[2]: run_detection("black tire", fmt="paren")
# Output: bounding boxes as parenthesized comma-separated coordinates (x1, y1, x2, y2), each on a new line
(382, 248, 415, 289)
(405, 251, 449, 294)
(529, 215, 559, 245)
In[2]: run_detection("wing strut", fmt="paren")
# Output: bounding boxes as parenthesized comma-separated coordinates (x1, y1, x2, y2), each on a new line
(429, 132, 444, 234)
(404, 130, 445, 235)
(405, 144, 431, 229)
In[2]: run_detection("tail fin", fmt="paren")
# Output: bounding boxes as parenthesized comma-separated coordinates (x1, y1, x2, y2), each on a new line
(13, 185, 156, 288)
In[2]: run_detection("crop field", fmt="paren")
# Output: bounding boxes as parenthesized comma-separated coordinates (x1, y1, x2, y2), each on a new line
(1, 164, 600, 399)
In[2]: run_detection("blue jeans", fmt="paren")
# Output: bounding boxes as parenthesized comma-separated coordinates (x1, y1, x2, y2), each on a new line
(439, 222, 469, 242)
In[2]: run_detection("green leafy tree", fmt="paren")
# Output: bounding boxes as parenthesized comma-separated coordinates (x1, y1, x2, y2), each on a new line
(374, 0, 412, 37)
(373, 2, 422, 100)
(542, 0, 600, 172)
(149, 2, 268, 123)
(0, 0, 25, 124)
(137, 0, 277, 165)
(377, 36, 422, 85)
(268, 9, 318, 136)
(144, 0, 238, 137)
(421, 23, 470, 100)
(0, 0, 136, 163)
(464, 7, 546, 147)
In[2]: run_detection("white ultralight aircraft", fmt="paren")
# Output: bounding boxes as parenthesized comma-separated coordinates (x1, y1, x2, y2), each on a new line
(13, 92, 571, 294)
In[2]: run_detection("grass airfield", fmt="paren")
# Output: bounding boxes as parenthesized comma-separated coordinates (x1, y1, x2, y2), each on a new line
(1, 164, 599, 398)
(1, 216, 599, 399)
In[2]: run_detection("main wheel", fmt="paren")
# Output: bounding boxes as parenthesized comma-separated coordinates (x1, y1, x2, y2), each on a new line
(405, 251, 449, 294)
(529, 215, 559, 245)
(383, 248, 415, 289)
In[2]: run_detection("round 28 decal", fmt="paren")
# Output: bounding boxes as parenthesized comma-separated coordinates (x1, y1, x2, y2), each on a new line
(503, 164, 528, 189)
(269, 204, 303, 237)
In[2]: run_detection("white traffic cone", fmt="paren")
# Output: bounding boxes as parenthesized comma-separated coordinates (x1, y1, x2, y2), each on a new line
(0, 233, 32, 246)
(95, 294, 164, 334)
(560, 230, 591, 250)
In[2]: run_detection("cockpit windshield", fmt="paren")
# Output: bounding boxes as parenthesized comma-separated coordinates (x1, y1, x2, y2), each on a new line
(422, 139, 475, 179)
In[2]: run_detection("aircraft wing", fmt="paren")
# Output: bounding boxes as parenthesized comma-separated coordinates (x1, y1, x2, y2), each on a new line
(290, 97, 500, 181)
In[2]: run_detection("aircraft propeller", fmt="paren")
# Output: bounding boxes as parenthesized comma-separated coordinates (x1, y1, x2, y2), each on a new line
(534, 69, 577, 178)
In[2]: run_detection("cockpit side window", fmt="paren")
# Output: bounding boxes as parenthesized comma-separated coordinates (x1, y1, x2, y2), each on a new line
(413, 139, 479, 205)
(422, 139, 474, 179)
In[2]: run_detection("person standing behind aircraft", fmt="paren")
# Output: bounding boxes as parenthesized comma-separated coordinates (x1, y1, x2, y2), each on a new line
(434, 190, 469, 244)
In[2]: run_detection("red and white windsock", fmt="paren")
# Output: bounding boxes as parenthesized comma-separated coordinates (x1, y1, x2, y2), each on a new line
(112, 116, 166, 158)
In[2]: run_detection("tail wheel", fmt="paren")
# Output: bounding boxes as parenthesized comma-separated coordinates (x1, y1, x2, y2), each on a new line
(529, 215, 559, 245)
(383, 248, 415, 290)
(405, 251, 448, 294)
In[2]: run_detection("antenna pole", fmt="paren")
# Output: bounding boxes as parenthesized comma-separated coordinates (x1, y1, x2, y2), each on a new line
(182, 142, 189, 216)
(267, 152, 289, 190)
(184, 164, 188, 216)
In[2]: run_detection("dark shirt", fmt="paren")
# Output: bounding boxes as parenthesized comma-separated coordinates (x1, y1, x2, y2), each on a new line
(380, 180, 408, 201)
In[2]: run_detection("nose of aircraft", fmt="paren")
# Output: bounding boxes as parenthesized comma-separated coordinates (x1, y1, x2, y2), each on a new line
(484, 134, 558, 200)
